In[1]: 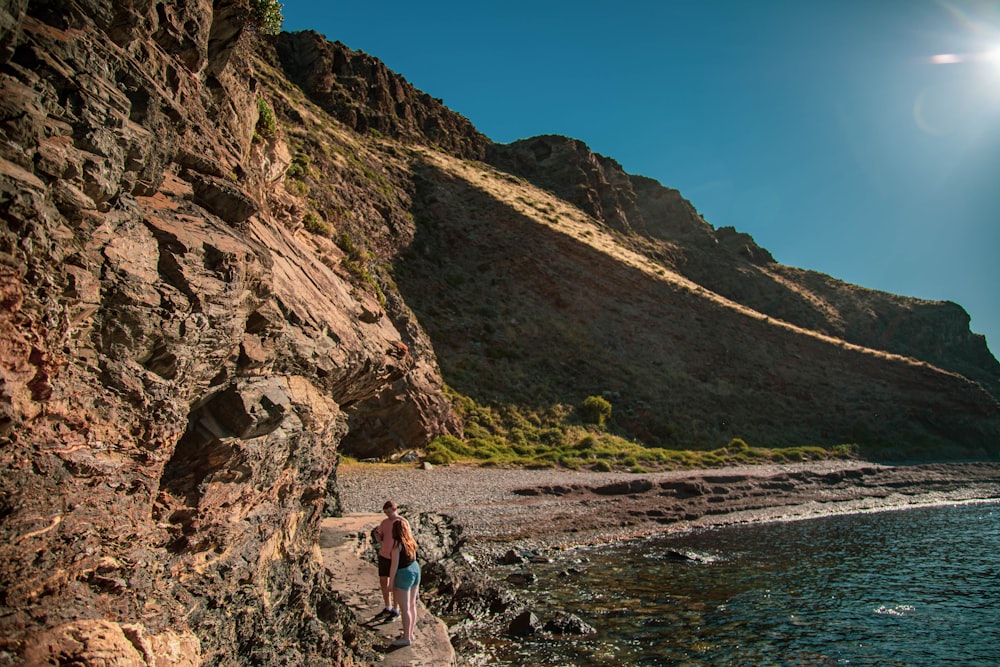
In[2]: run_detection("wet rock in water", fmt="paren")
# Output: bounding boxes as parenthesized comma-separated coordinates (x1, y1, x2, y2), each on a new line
(543, 611, 597, 635)
(420, 558, 518, 618)
(663, 549, 710, 562)
(505, 571, 537, 586)
(508, 611, 542, 636)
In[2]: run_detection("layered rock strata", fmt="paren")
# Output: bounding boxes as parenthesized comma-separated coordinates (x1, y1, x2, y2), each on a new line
(0, 1, 408, 664)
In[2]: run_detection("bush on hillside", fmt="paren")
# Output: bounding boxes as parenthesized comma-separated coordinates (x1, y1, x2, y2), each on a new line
(580, 395, 612, 428)
(255, 96, 276, 140)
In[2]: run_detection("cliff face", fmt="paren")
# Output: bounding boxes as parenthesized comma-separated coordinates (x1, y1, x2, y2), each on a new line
(1, 1, 998, 665)
(0, 1, 405, 664)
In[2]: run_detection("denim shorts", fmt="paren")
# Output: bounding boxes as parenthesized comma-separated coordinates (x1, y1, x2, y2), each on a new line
(394, 561, 421, 590)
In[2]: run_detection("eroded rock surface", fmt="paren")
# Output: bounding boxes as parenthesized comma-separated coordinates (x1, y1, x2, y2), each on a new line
(0, 2, 406, 664)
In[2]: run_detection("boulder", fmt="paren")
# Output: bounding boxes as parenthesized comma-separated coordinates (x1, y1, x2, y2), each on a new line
(543, 612, 597, 636)
(508, 611, 542, 637)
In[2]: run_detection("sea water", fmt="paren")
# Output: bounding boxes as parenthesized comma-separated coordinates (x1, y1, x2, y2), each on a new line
(481, 501, 1000, 666)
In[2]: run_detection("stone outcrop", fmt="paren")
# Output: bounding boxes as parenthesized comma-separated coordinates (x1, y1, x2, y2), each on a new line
(273, 30, 491, 161)
(487, 135, 715, 246)
(0, 1, 998, 665)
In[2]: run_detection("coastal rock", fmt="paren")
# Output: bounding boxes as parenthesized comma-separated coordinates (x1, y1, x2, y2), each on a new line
(505, 571, 537, 586)
(508, 611, 542, 637)
(543, 612, 597, 636)
(420, 557, 519, 619)
(190, 174, 259, 224)
(502, 549, 526, 565)
(0, 1, 406, 663)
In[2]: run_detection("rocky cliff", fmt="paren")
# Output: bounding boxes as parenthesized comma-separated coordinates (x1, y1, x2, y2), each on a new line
(0, 1, 407, 664)
(1, 1, 998, 665)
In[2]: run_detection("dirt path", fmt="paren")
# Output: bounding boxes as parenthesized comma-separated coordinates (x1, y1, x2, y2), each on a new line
(319, 513, 455, 667)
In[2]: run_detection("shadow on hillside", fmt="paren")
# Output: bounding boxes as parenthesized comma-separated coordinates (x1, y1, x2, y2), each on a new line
(390, 158, 1000, 452)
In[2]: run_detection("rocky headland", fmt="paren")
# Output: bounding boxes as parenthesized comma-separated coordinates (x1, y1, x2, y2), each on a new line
(1, 1, 999, 665)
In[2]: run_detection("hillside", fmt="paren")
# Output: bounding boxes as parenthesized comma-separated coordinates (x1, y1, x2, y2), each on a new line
(0, 2, 998, 665)
(267, 29, 999, 457)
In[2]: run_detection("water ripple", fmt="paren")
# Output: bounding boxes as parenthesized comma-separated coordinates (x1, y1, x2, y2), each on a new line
(483, 501, 1000, 666)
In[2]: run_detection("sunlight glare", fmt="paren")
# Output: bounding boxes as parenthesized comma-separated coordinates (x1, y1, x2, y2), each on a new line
(930, 53, 962, 64)
(928, 49, 1000, 65)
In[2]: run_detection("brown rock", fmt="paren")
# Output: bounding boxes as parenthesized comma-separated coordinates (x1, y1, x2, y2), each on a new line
(190, 174, 259, 224)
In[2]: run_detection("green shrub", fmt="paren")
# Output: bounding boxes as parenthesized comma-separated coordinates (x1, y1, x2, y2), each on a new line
(580, 395, 612, 428)
(303, 212, 332, 236)
(538, 428, 567, 448)
(728, 438, 751, 453)
(425, 440, 458, 465)
(286, 151, 311, 179)
(255, 96, 276, 140)
(336, 232, 366, 262)
(830, 443, 859, 458)
(419, 390, 850, 473)
(284, 179, 307, 196)
(430, 435, 472, 458)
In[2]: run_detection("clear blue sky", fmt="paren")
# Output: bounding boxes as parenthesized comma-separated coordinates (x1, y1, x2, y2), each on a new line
(281, 0, 1000, 356)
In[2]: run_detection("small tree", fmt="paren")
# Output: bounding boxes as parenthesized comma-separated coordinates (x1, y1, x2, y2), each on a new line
(247, 0, 283, 36)
(580, 395, 612, 429)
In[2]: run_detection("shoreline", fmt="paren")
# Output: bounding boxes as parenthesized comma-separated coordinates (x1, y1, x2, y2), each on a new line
(333, 460, 1000, 665)
(337, 460, 1000, 559)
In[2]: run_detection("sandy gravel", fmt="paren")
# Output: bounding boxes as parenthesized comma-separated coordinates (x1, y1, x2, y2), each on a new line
(336, 460, 1000, 559)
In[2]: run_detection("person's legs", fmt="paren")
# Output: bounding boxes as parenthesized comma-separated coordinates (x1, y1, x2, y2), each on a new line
(394, 586, 410, 640)
(378, 557, 397, 613)
(379, 576, 391, 608)
(391, 564, 420, 644)
(404, 584, 419, 640)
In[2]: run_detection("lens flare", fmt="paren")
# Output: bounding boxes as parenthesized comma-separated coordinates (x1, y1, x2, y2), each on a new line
(928, 49, 1000, 65)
